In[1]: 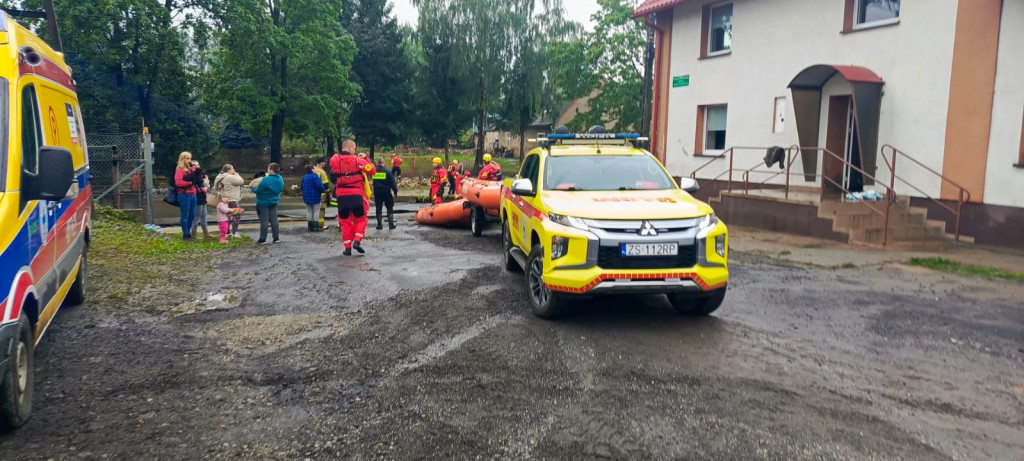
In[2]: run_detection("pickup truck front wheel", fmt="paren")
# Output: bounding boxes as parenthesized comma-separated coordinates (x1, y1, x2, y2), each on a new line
(669, 286, 726, 316)
(526, 245, 566, 319)
(502, 220, 520, 272)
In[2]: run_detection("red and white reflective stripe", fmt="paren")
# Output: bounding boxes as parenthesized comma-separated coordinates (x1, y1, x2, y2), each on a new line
(546, 272, 725, 295)
(2, 269, 36, 323)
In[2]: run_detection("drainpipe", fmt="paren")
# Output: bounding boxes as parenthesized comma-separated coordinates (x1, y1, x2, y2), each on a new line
(643, 13, 669, 163)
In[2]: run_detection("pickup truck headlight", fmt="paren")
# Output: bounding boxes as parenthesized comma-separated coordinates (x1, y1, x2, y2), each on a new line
(697, 213, 719, 239)
(698, 213, 718, 230)
(548, 213, 589, 231)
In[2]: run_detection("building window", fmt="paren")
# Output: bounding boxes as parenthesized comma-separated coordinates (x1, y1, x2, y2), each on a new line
(700, 2, 732, 58)
(708, 3, 732, 55)
(857, 0, 899, 25)
(705, 105, 728, 151)
(845, 0, 900, 30)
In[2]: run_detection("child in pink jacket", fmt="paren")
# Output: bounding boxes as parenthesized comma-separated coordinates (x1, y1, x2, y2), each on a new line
(216, 195, 243, 243)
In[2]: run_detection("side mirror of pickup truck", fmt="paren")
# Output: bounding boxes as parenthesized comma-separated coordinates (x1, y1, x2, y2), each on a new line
(511, 178, 535, 197)
(22, 146, 75, 201)
(678, 177, 700, 194)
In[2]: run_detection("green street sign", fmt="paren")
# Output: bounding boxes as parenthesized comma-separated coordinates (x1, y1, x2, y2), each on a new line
(672, 75, 690, 88)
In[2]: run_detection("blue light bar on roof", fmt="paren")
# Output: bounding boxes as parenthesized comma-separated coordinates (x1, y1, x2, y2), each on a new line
(547, 133, 641, 140)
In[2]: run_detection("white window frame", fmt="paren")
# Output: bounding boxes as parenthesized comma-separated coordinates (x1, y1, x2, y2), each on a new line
(706, 2, 733, 57)
(853, 0, 900, 29)
(704, 105, 728, 153)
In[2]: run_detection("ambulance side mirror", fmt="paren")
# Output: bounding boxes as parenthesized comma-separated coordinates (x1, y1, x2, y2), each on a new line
(22, 146, 75, 201)
(678, 177, 699, 194)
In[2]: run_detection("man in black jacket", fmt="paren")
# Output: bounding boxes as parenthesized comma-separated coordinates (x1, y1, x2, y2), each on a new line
(372, 159, 399, 230)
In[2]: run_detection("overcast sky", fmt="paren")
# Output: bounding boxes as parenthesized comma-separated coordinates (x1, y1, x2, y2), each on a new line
(389, 0, 603, 29)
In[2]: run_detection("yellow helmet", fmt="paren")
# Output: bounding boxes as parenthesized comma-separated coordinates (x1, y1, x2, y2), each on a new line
(432, 157, 442, 165)
(452, 159, 459, 165)
(483, 154, 492, 162)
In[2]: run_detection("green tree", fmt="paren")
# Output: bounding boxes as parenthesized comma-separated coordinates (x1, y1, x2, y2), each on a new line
(347, 0, 414, 159)
(3, 0, 217, 173)
(501, 0, 579, 160)
(414, 0, 520, 168)
(205, 0, 359, 164)
(411, 0, 473, 162)
(550, 0, 645, 132)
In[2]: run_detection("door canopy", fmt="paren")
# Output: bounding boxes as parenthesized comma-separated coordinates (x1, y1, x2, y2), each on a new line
(788, 65, 884, 183)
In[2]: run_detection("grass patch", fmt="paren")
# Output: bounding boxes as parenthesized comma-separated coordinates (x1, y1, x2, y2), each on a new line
(90, 206, 252, 314)
(778, 250, 792, 256)
(906, 257, 1024, 282)
(800, 243, 824, 249)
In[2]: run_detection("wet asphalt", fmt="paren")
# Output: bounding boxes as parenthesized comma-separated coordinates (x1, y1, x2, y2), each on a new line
(1, 218, 1022, 460)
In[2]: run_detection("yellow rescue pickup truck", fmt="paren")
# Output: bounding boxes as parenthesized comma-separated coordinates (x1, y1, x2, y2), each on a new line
(499, 132, 728, 318)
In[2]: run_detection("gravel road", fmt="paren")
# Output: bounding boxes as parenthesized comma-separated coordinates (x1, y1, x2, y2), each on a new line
(1, 220, 1022, 460)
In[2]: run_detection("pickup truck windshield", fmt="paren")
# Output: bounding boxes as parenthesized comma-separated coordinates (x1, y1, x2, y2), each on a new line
(543, 155, 676, 191)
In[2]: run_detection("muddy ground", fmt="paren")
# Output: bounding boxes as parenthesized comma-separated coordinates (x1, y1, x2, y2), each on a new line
(1, 220, 1022, 460)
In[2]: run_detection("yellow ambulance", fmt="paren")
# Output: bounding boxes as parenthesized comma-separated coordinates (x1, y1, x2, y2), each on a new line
(0, 11, 90, 429)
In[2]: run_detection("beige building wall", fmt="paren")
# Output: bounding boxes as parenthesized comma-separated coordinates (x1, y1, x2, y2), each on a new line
(983, 0, 1024, 208)
(663, 0, 960, 201)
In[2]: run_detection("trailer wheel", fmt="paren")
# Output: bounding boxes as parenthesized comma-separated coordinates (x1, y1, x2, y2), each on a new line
(471, 206, 486, 237)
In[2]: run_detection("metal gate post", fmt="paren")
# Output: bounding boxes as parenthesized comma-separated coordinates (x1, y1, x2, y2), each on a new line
(143, 127, 155, 225)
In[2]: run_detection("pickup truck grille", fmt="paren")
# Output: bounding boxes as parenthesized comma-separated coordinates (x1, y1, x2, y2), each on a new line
(597, 245, 698, 270)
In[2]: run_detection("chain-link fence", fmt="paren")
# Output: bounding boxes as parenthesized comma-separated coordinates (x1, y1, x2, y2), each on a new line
(89, 133, 151, 217)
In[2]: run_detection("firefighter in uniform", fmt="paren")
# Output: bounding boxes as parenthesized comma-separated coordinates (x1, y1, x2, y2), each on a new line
(429, 157, 448, 205)
(391, 153, 403, 179)
(447, 159, 465, 196)
(478, 154, 502, 181)
(330, 140, 376, 255)
(373, 158, 399, 230)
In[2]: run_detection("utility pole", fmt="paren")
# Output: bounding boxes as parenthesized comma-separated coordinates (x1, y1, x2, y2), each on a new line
(143, 127, 155, 225)
(639, 15, 656, 140)
(42, 0, 62, 52)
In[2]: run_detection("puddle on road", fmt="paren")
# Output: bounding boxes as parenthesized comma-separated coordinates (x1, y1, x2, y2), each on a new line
(171, 290, 245, 316)
(208, 313, 365, 354)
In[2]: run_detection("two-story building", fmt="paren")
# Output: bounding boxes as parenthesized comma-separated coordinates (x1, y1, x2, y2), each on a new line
(634, 0, 1022, 249)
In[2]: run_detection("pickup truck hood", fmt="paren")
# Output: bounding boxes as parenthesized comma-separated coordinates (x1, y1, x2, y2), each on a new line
(543, 190, 711, 220)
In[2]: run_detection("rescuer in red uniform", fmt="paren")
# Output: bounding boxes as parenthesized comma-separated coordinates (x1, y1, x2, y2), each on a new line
(330, 140, 376, 255)
(478, 153, 502, 181)
(429, 157, 448, 205)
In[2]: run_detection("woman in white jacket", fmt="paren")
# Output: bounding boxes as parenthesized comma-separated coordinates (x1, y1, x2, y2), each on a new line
(214, 164, 245, 237)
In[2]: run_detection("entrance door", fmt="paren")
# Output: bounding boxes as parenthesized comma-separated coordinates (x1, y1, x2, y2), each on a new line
(824, 95, 864, 194)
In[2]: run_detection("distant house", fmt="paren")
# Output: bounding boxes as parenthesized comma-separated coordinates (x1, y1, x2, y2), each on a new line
(634, 0, 1023, 249)
(482, 91, 607, 157)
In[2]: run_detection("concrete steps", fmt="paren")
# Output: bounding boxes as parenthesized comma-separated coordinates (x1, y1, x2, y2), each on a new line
(709, 190, 969, 247)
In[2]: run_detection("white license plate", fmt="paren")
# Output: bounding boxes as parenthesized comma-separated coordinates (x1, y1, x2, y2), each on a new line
(621, 243, 677, 257)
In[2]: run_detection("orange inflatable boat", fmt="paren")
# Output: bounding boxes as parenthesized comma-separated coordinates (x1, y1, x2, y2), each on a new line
(459, 178, 501, 210)
(415, 198, 472, 227)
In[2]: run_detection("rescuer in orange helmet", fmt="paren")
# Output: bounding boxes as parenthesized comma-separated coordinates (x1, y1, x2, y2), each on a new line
(430, 157, 448, 205)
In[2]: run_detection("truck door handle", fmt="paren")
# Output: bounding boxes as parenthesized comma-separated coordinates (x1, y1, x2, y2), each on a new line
(48, 202, 58, 212)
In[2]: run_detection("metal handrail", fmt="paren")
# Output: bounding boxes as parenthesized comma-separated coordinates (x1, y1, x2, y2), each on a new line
(739, 145, 802, 199)
(690, 146, 791, 192)
(881, 144, 970, 242)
